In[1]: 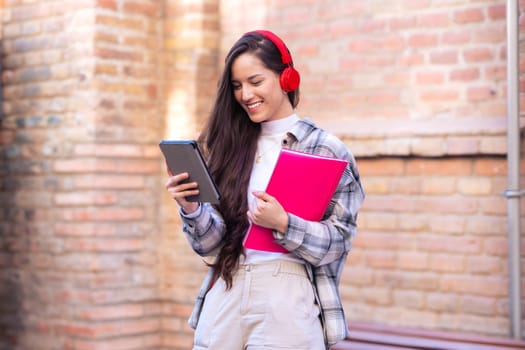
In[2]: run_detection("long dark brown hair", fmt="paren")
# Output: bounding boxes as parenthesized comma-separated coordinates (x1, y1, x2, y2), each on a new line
(197, 31, 300, 288)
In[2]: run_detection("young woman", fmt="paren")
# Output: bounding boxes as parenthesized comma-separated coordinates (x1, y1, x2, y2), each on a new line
(165, 30, 365, 350)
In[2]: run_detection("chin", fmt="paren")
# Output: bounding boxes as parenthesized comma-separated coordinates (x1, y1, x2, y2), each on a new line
(247, 113, 267, 124)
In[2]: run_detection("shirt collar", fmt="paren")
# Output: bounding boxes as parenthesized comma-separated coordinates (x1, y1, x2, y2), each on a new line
(286, 117, 316, 143)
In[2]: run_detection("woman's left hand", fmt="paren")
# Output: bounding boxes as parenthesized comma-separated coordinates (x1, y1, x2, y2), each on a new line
(247, 191, 289, 233)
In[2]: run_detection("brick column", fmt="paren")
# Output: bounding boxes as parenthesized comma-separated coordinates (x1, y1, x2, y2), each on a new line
(0, 1, 166, 349)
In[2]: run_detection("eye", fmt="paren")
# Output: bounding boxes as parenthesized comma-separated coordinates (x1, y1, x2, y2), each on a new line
(231, 82, 241, 90)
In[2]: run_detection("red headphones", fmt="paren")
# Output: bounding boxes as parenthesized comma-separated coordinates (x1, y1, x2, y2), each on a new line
(246, 30, 301, 92)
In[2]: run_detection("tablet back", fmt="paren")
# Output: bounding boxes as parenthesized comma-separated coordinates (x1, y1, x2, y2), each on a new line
(159, 140, 221, 204)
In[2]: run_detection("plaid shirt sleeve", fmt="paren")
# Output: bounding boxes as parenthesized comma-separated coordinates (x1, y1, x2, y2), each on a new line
(180, 202, 226, 257)
(274, 118, 365, 267)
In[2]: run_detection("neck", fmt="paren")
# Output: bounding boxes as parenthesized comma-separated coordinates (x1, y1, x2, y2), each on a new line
(261, 114, 299, 136)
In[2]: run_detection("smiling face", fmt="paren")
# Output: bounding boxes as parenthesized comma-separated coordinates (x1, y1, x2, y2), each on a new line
(231, 52, 294, 123)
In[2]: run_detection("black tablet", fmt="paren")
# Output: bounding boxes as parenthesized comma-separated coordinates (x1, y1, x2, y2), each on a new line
(159, 140, 221, 204)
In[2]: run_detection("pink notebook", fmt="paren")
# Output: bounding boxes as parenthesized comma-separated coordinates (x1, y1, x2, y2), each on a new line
(244, 148, 348, 253)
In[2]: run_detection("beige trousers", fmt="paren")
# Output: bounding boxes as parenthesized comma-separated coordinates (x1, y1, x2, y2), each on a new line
(193, 259, 325, 350)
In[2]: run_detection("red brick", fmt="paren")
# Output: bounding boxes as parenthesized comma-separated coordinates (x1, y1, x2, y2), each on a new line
(383, 71, 411, 85)
(449, 67, 480, 81)
(457, 178, 492, 195)
(358, 159, 405, 176)
(484, 237, 507, 256)
(459, 296, 497, 315)
(354, 232, 403, 250)
(408, 33, 438, 47)
(474, 25, 506, 43)
(54, 159, 95, 173)
(406, 159, 472, 176)
(488, 4, 506, 20)
(97, 0, 117, 11)
(484, 64, 506, 80)
(421, 177, 456, 195)
(390, 16, 417, 30)
(341, 266, 374, 286)
(454, 8, 485, 24)
(73, 175, 145, 189)
(397, 252, 428, 270)
(329, 22, 357, 37)
(417, 12, 449, 27)
(427, 293, 458, 312)
(54, 192, 117, 206)
(479, 197, 506, 216)
(429, 50, 458, 64)
(420, 89, 459, 102)
(467, 86, 497, 101)
(442, 30, 471, 45)
(463, 47, 494, 63)
(362, 287, 392, 305)
(428, 253, 465, 272)
(64, 238, 144, 252)
(416, 71, 445, 85)
(55, 223, 117, 236)
(474, 158, 507, 176)
(162, 332, 194, 348)
(73, 144, 156, 158)
(428, 216, 466, 234)
(123, 2, 159, 17)
(467, 256, 504, 274)
(95, 15, 144, 31)
(440, 275, 507, 297)
(348, 39, 376, 53)
(365, 251, 397, 268)
(418, 235, 482, 254)
(390, 177, 422, 194)
(339, 57, 365, 71)
(360, 19, 387, 33)
(393, 290, 425, 308)
(399, 52, 425, 66)
(401, 0, 432, 9)
(60, 208, 145, 221)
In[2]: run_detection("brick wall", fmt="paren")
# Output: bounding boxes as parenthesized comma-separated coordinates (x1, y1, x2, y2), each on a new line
(0, 0, 524, 350)
(348, 156, 521, 334)
(0, 0, 166, 348)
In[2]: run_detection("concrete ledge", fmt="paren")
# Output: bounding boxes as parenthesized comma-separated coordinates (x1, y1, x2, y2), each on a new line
(316, 116, 519, 157)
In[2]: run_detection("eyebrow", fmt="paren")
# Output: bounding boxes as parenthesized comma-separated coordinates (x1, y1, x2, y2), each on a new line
(231, 73, 264, 83)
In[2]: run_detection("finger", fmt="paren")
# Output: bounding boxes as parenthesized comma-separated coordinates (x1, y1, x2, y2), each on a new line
(252, 191, 272, 202)
(165, 172, 190, 188)
(169, 187, 199, 202)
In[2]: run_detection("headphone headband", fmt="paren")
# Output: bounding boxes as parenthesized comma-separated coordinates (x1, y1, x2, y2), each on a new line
(251, 29, 293, 66)
(244, 29, 300, 92)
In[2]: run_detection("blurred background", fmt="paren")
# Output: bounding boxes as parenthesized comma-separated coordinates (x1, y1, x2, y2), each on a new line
(0, 0, 524, 349)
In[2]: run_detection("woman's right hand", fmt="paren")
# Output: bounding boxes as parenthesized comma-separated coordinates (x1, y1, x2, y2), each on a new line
(165, 170, 200, 214)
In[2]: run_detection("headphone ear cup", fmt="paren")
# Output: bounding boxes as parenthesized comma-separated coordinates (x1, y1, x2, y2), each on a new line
(280, 66, 300, 92)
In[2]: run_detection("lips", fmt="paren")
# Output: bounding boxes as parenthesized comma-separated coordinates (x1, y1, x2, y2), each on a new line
(246, 101, 262, 112)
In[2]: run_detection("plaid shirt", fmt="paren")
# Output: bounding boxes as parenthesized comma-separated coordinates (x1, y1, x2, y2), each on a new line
(180, 118, 365, 348)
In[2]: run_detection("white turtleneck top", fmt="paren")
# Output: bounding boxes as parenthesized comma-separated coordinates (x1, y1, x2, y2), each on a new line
(244, 114, 301, 264)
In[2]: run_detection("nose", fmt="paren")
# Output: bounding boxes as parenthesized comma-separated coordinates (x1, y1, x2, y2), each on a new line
(240, 84, 254, 101)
